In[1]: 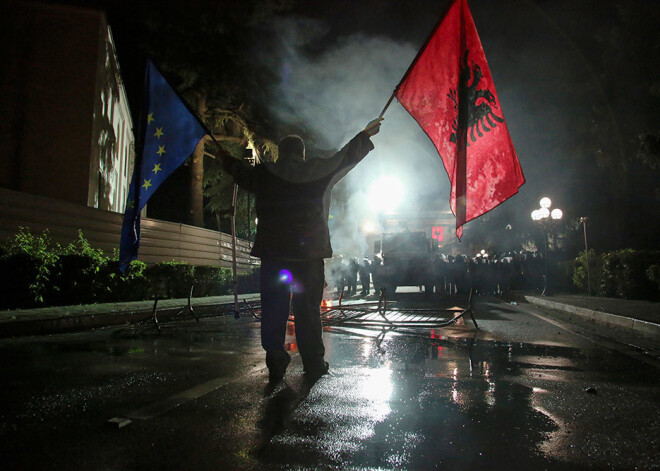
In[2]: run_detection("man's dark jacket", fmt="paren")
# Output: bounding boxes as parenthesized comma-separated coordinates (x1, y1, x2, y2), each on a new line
(223, 132, 374, 260)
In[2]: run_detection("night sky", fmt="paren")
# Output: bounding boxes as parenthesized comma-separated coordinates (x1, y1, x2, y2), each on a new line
(38, 0, 660, 253)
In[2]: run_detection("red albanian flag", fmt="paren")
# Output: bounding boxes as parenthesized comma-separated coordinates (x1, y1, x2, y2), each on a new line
(395, 0, 524, 238)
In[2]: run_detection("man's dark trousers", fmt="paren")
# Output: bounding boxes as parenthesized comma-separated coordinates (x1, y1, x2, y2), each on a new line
(259, 258, 326, 370)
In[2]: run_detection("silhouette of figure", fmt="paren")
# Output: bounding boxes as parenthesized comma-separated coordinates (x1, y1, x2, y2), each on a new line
(221, 118, 383, 382)
(346, 258, 359, 296)
(359, 257, 371, 295)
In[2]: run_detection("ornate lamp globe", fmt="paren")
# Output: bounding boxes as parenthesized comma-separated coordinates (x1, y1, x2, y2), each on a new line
(539, 197, 552, 209)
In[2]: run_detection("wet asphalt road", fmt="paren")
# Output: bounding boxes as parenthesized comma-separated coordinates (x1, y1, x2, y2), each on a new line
(1, 292, 658, 470)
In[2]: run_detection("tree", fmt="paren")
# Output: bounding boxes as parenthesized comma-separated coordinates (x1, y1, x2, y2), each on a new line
(129, 0, 293, 227)
(570, 1, 660, 250)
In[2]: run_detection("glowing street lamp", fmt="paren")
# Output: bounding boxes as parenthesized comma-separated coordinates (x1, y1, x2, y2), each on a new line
(540, 197, 551, 209)
(531, 197, 563, 296)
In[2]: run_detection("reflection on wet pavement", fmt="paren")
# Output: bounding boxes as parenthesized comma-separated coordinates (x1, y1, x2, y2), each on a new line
(254, 326, 658, 470)
(1, 306, 658, 470)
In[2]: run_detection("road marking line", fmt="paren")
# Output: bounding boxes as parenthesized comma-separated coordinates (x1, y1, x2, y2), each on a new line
(117, 362, 272, 421)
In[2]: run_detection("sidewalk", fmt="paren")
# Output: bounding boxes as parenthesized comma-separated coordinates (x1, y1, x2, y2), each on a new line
(0, 291, 658, 340)
(0, 293, 261, 338)
(522, 293, 660, 339)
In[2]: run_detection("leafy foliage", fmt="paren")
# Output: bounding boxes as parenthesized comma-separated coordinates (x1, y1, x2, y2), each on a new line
(572, 248, 660, 300)
(0, 229, 256, 309)
(145, 261, 196, 299)
(0, 227, 60, 306)
(572, 249, 603, 294)
(131, 0, 287, 230)
(600, 249, 660, 300)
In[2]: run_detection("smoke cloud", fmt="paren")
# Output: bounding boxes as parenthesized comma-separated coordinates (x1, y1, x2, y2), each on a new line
(259, 16, 449, 256)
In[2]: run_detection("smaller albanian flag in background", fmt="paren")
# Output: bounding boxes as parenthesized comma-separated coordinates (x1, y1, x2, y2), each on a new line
(395, 0, 524, 238)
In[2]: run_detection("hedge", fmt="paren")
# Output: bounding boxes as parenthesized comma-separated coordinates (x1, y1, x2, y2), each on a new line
(0, 228, 259, 310)
(572, 248, 660, 300)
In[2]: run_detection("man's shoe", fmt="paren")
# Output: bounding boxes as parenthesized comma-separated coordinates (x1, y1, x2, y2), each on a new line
(266, 350, 291, 383)
(303, 360, 329, 379)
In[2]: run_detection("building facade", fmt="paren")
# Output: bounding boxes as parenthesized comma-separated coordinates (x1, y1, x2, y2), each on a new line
(0, 1, 134, 213)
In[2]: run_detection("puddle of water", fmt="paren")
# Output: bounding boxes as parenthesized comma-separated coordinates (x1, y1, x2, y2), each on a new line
(255, 330, 657, 469)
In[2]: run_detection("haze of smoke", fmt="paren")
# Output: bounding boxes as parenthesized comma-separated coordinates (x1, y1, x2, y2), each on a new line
(263, 16, 449, 256)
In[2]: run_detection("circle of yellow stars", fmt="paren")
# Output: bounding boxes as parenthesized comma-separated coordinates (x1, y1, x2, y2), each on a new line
(141, 112, 166, 192)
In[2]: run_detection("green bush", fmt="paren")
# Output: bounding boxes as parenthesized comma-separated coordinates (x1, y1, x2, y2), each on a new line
(48, 231, 108, 305)
(0, 227, 60, 307)
(600, 249, 660, 299)
(192, 265, 232, 297)
(1, 228, 258, 309)
(572, 249, 603, 295)
(145, 261, 196, 299)
(98, 259, 150, 302)
(647, 264, 660, 293)
(572, 248, 660, 300)
(237, 267, 260, 294)
(554, 260, 576, 293)
(0, 253, 43, 309)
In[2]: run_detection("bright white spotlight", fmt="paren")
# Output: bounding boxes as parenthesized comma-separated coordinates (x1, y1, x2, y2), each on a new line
(362, 221, 377, 233)
(539, 197, 552, 208)
(369, 176, 404, 212)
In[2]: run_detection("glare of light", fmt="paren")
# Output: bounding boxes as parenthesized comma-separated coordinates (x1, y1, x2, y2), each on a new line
(362, 338, 372, 358)
(362, 221, 377, 233)
(551, 208, 563, 220)
(480, 249, 486, 255)
(531, 209, 541, 221)
(486, 380, 496, 407)
(255, 217, 259, 225)
(360, 367, 392, 421)
(539, 207, 550, 219)
(278, 269, 292, 284)
(540, 197, 552, 208)
(369, 176, 404, 212)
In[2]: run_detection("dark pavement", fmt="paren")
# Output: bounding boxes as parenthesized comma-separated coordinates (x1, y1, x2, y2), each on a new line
(1, 290, 659, 470)
(1, 290, 658, 341)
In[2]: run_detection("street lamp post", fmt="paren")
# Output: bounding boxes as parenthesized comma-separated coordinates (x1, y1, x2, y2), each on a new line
(580, 217, 591, 296)
(531, 197, 563, 296)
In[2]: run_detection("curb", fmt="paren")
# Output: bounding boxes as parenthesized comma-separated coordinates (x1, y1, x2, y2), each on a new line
(0, 294, 261, 339)
(524, 296, 660, 339)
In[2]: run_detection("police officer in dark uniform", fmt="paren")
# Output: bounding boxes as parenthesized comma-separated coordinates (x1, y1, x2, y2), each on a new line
(358, 257, 371, 296)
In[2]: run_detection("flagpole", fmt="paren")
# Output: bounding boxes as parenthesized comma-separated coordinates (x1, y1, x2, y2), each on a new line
(128, 59, 244, 300)
(379, 92, 396, 119)
(203, 133, 241, 313)
(151, 59, 241, 310)
(119, 59, 151, 271)
(230, 183, 239, 313)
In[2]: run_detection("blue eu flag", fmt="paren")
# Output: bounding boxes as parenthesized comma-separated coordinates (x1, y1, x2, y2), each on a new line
(119, 60, 207, 271)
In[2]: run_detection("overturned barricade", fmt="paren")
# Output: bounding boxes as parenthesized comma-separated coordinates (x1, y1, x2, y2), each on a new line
(320, 289, 478, 332)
